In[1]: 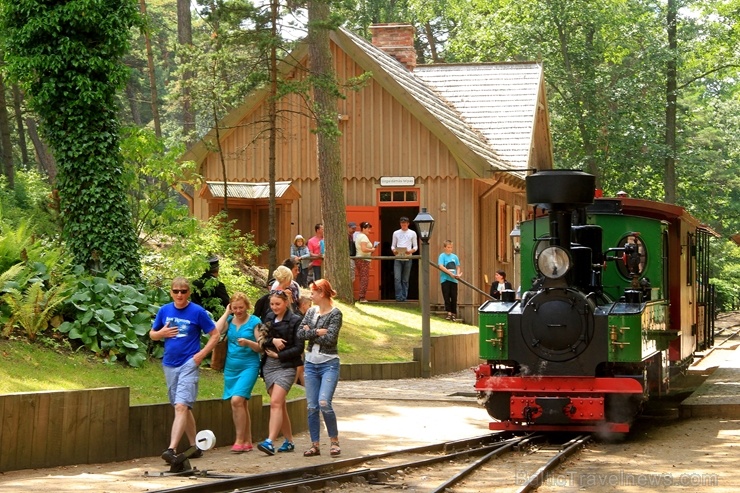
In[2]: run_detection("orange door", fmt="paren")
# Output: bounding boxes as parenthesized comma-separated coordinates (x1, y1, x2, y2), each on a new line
(347, 207, 380, 301)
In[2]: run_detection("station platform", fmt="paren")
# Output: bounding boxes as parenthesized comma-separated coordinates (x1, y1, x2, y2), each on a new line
(680, 341, 740, 419)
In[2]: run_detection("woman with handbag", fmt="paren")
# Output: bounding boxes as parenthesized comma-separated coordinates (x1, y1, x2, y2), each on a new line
(216, 292, 262, 453)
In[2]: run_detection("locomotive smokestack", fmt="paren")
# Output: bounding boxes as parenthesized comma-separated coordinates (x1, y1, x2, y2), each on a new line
(526, 170, 596, 250)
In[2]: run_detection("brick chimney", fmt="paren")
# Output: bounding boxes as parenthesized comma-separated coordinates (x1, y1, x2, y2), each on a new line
(369, 23, 417, 71)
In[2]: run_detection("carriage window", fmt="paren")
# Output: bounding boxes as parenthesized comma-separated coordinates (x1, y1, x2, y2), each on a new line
(616, 234, 647, 279)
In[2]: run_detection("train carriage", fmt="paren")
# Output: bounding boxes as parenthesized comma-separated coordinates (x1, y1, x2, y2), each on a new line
(474, 170, 715, 433)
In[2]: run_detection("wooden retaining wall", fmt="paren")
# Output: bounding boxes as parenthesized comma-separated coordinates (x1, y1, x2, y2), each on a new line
(0, 388, 306, 473)
(340, 331, 480, 380)
(0, 331, 478, 472)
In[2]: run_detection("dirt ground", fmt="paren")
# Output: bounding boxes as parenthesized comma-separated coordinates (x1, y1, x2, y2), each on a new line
(4, 313, 740, 492)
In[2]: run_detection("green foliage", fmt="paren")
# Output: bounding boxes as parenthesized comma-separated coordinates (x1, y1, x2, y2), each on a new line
(119, 126, 200, 243)
(0, 0, 142, 283)
(0, 170, 60, 238)
(56, 268, 169, 367)
(710, 238, 740, 312)
(141, 212, 264, 302)
(2, 281, 68, 340)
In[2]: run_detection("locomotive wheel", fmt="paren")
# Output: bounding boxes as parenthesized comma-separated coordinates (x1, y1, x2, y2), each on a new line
(483, 392, 512, 421)
(605, 394, 643, 423)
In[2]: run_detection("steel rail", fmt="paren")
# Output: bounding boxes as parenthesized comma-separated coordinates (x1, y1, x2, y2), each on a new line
(515, 434, 592, 493)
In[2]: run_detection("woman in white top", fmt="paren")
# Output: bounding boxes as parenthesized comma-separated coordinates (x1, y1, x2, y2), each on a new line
(354, 221, 376, 303)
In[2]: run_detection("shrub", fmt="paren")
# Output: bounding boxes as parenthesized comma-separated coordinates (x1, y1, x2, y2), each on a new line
(56, 269, 169, 367)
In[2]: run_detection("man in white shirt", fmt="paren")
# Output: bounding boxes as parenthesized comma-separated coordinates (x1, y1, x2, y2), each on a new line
(391, 216, 418, 302)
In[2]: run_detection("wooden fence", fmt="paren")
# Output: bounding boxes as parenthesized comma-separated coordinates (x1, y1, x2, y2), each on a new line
(0, 388, 307, 473)
(0, 331, 478, 472)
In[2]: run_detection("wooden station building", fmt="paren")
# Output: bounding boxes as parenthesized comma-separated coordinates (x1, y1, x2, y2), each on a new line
(181, 23, 554, 323)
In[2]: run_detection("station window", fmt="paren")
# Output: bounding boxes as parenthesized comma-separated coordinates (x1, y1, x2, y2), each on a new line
(379, 190, 418, 202)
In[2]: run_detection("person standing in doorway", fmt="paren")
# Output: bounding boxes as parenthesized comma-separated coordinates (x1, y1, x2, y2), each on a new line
(438, 240, 462, 321)
(391, 217, 418, 302)
(308, 223, 324, 282)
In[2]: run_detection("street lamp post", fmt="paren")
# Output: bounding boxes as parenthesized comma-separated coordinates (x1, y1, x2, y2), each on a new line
(414, 207, 435, 378)
(510, 223, 521, 296)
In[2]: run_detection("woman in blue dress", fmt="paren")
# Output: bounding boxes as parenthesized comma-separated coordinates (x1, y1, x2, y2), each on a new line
(216, 292, 262, 453)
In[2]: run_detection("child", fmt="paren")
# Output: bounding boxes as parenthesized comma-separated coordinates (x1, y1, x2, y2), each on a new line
(438, 240, 462, 321)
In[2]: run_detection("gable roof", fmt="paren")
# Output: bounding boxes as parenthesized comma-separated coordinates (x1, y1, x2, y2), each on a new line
(413, 63, 544, 171)
(334, 28, 525, 179)
(183, 27, 550, 183)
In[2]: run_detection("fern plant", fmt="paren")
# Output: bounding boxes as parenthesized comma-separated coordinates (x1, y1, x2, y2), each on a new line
(2, 281, 68, 340)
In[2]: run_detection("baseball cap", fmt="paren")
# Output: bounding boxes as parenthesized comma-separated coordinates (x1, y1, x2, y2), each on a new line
(348, 222, 357, 229)
(399, 216, 409, 223)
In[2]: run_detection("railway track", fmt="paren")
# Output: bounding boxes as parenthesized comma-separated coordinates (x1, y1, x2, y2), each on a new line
(148, 433, 591, 493)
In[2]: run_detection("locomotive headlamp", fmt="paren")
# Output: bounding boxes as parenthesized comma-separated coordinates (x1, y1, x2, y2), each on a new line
(536, 245, 572, 279)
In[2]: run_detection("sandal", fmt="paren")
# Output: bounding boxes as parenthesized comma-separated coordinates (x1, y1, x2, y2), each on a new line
(303, 445, 321, 457)
(330, 441, 341, 457)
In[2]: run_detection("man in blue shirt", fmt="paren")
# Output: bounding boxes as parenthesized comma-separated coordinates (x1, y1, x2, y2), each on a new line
(150, 277, 219, 464)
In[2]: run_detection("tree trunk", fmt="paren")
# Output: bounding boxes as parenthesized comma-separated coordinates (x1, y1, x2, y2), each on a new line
(124, 80, 142, 125)
(139, 0, 162, 138)
(177, 0, 195, 147)
(25, 117, 57, 184)
(664, 0, 677, 203)
(0, 68, 15, 188)
(307, 0, 352, 301)
(11, 84, 29, 166)
(266, 0, 279, 275)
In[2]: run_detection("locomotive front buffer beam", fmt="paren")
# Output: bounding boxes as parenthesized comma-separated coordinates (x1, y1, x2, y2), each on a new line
(474, 373, 644, 433)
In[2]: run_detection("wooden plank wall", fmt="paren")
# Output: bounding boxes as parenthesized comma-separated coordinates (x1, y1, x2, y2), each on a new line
(0, 388, 129, 471)
(0, 390, 306, 473)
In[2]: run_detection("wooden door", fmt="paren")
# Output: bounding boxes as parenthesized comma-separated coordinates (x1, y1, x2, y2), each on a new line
(347, 206, 380, 301)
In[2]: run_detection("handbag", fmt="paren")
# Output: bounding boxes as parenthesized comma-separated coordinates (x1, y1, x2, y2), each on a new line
(210, 315, 231, 371)
(210, 334, 227, 371)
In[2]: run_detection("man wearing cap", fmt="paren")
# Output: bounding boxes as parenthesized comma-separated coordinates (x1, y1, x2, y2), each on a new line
(191, 256, 230, 317)
(391, 217, 418, 302)
(348, 222, 358, 283)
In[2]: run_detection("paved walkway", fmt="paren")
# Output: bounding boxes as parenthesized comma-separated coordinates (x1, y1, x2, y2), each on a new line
(334, 369, 477, 403)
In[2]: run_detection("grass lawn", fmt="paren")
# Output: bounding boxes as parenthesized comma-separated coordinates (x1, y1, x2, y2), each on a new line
(0, 300, 475, 405)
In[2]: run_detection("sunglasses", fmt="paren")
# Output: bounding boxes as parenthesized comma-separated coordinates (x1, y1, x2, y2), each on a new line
(171, 289, 189, 294)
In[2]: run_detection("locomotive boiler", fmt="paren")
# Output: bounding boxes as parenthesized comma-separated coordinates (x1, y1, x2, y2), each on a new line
(474, 170, 714, 433)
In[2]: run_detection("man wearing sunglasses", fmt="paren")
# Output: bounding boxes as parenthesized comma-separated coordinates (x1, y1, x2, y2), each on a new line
(150, 277, 219, 465)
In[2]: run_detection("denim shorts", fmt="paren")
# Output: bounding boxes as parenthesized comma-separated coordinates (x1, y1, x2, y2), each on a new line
(163, 358, 200, 408)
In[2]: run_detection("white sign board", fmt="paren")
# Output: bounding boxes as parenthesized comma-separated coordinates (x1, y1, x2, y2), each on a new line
(380, 176, 415, 187)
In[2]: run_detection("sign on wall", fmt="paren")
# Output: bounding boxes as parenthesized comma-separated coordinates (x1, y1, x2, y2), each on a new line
(380, 176, 415, 187)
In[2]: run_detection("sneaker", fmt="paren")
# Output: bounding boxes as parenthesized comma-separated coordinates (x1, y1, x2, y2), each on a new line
(161, 448, 177, 464)
(190, 447, 203, 459)
(277, 439, 295, 453)
(257, 439, 275, 456)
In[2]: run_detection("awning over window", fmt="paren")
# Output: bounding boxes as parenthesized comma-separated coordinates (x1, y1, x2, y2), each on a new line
(199, 181, 300, 200)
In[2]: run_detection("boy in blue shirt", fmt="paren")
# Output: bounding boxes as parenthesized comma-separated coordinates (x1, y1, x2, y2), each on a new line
(438, 240, 462, 321)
